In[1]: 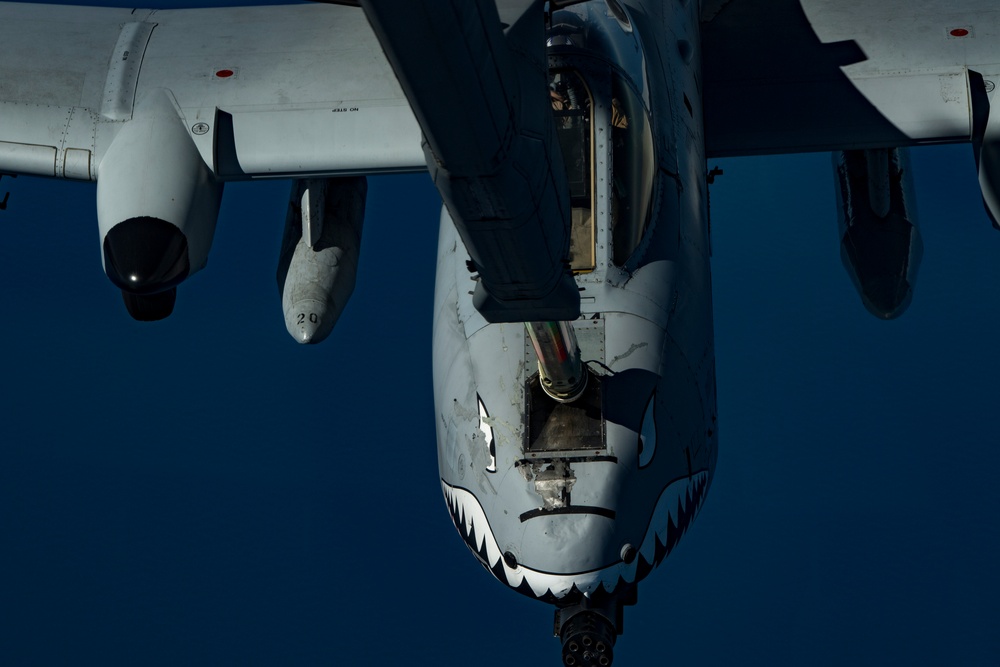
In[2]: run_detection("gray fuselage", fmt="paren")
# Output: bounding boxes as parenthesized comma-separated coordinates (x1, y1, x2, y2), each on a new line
(432, 0, 718, 607)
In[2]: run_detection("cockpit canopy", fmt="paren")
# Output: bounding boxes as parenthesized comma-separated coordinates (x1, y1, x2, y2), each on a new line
(547, 3, 655, 269)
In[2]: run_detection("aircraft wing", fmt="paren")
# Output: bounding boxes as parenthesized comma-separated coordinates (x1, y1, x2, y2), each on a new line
(0, 2, 424, 180)
(701, 0, 1000, 157)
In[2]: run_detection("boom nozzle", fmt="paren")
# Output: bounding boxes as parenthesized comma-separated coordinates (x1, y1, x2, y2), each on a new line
(526, 321, 586, 403)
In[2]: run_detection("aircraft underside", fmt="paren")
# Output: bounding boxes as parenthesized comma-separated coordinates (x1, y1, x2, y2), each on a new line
(4, 0, 999, 663)
(425, 2, 718, 663)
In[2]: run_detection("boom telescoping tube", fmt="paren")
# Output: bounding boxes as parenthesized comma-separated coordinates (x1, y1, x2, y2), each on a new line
(359, 0, 580, 323)
(525, 321, 586, 403)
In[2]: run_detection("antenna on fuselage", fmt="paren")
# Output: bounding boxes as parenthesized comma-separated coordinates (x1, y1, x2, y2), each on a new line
(0, 173, 15, 211)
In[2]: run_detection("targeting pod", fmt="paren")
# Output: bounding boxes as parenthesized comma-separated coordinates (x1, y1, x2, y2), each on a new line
(833, 147, 922, 319)
(970, 70, 1000, 230)
(276, 177, 367, 344)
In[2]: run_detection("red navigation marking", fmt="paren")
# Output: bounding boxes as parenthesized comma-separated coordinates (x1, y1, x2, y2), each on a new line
(950, 28, 970, 37)
(216, 69, 234, 78)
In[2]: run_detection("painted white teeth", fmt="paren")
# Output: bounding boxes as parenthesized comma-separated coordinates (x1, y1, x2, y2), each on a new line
(440, 472, 709, 600)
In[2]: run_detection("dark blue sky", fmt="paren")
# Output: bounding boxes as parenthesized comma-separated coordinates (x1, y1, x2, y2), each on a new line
(1, 2, 999, 665)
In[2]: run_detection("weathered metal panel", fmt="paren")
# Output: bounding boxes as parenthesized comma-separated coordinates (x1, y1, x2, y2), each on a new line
(101, 21, 157, 121)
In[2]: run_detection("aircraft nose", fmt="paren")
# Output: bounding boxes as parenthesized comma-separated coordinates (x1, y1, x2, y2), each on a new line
(103, 217, 190, 294)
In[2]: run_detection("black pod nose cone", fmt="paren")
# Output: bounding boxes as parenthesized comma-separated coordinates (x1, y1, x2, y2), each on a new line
(121, 288, 177, 322)
(861, 277, 913, 320)
(103, 217, 190, 295)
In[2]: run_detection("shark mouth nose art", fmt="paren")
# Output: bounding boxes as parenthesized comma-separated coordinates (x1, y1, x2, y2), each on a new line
(441, 471, 710, 602)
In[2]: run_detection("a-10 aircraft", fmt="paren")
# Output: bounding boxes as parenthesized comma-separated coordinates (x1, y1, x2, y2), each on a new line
(1, 0, 999, 664)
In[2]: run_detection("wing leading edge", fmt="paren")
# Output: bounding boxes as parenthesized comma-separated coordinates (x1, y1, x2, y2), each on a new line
(0, 2, 424, 181)
(701, 0, 1000, 157)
